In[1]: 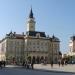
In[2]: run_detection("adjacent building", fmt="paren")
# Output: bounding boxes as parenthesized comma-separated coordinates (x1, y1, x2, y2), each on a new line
(68, 36, 75, 62)
(69, 36, 75, 53)
(0, 8, 60, 64)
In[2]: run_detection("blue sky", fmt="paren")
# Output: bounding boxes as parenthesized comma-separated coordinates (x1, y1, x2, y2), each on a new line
(0, 0, 75, 53)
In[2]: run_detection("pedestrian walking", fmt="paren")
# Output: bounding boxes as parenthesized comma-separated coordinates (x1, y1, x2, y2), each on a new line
(0, 61, 2, 69)
(3, 61, 6, 67)
(61, 60, 64, 67)
(31, 58, 35, 69)
(58, 59, 61, 67)
(31, 61, 34, 69)
(22, 61, 25, 66)
(51, 61, 53, 68)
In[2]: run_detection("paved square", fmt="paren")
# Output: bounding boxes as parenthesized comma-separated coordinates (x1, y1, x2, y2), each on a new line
(0, 67, 74, 75)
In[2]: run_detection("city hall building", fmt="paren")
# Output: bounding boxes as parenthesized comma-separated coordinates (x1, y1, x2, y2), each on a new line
(0, 8, 61, 64)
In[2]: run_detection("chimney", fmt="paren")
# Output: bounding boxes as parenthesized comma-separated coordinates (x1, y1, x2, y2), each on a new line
(22, 32, 24, 35)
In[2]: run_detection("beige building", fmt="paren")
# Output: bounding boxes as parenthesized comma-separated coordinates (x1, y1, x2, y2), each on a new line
(68, 36, 75, 55)
(0, 32, 25, 64)
(0, 8, 60, 64)
(67, 36, 75, 62)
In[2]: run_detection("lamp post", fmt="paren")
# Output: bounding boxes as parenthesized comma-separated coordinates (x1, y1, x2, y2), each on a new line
(26, 47, 28, 62)
(52, 42, 53, 64)
(71, 56, 72, 64)
(51, 40, 53, 67)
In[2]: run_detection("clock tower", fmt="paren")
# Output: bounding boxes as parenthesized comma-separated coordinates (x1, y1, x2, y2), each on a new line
(27, 8, 36, 31)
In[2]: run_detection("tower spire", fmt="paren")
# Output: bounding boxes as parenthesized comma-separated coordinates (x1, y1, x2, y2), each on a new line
(27, 8, 35, 31)
(29, 7, 33, 18)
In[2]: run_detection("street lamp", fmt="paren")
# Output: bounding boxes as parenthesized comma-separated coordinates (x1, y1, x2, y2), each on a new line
(51, 39, 53, 67)
(71, 56, 73, 64)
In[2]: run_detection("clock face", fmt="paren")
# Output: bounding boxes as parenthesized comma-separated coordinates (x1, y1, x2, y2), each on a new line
(31, 25, 34, 28)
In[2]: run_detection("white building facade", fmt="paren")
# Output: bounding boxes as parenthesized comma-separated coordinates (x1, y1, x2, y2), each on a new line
(0, 8, 60, 64)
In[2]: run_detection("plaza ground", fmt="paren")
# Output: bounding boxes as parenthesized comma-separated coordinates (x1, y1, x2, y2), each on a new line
(0, 64, 73, 75)
(34, 64, 75, 73)
(0, 67, 74, 75)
